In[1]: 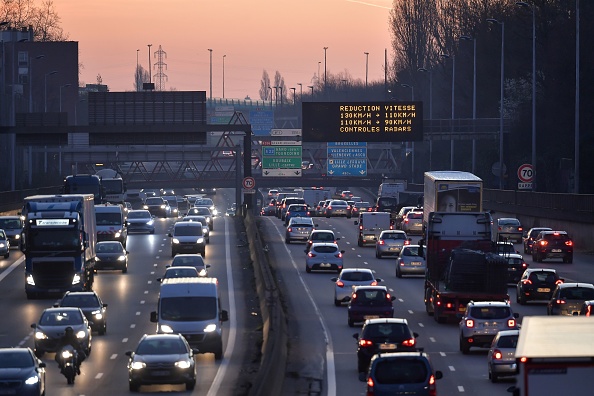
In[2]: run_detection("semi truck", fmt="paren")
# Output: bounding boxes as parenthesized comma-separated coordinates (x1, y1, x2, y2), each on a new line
(96, 169, 126, 204)
(63, 174, 104, 204)
(421, 171, 508, 323)
(20, 194, 97, 299)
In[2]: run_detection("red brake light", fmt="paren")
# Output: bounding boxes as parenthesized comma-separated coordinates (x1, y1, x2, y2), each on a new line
(508, 319, 516, 327)
(522, 279, 532, 285)
(566, 240, 573, 246)
(556, 299, 566, 304)
(493, 349, 503, 360)
(555, 279, 563, 285)
(518, 227, 523, 231)
(553, 232, 560, 236)
(359, 338, 373, 347)
(401, 338, 416, 347)
(287, 227, 293, 232)
(307, 252, 316, 258)
(359, 225, 363, 231)
(404, 240, 410, 245)
(378, 240, 385, 245)
(539, 240, 548, 246)
(327, 206, 332, 210)
(367, 376, 374, 389)
(404, 218, 409, 223)
(466, 319, 474, 328)
(336, 280, 345, 287)
(335, 252, 343, 258)
(522, 262, 528, 268)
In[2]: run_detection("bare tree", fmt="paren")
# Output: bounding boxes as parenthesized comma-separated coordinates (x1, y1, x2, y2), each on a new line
(0, 0, 68, 41)
(259, 70, 271, 100)
(134, 65, 149, 92)
(273, 71, 288, 104)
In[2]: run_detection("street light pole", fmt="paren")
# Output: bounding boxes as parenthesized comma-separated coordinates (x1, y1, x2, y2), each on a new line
(147, 44, 152, 85)
(441, 53, 456, 169)
(136, 49, 140, 91)
(30, 54, 45, 112)
(268, 86, 272, 109)
(308, 85, 314, 98)
(323, 47, 328, 92)
(44, 70, 58, 112)
(401, 83, 415, 182)
(59, 83, 71, 112)
(297, 83, 302, 101)
(317, 61, 321, 84)
(364, 52, 369, 88)
(418, 67, 433, 170)
(460, 36, 477, 173)
(488, 18, 505, 189)
(222, 54, 226, 99)
(291, 87, 296, 105)
(272, 86, 278, 107)
(208, 49, 213, 100)
(574, 0, 580, 194)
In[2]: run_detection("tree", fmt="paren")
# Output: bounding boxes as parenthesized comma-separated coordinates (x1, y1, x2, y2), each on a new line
(0, 0, 68, 41)
(259, 70, 271, 100)
(273, 71, 288, 105)
(134, 65, 149, 92)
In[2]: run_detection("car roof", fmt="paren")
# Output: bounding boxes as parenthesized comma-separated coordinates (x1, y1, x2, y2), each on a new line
(341, 268, 373, 274)
(496, 329, 520, 337)
(526, 268, 556, 274)
(556, 282, 594, 289)
(63, 291, 97, 297)
(140, 333, 184, 342)
(165, 266, 199, 272)
(310, 242, 339, 248)
(539, 230, 568, 235)
(364, 318, 409, 325)
(43, 306, 83, 313)
(289, 217, 313, 223)
(505, 253, 524, 259)
(311, 229, 334, 234)
(468, 301, 511, 307)
(353, 285, 387, 292)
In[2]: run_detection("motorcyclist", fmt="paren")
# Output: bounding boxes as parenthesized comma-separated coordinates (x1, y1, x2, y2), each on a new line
(55, 327, 86, 374)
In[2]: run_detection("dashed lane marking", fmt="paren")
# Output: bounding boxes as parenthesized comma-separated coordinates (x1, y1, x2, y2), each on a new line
(449, 366, 456, 371)
(95, 373, 103, 379)
(110, 354, 117, 360)
(122, 338, 128, 343)
(430, 337, 436, 343)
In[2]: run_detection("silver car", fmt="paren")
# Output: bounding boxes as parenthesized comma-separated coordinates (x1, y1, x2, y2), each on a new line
(325, 200, 350, 218)
(396, 245, 426, 277)
(401, 211, 423, 235)
(285, 217, 317, 244)
(375, 230, 410, 258)
(459, 301, 519, 354)
(125, 210, 155, 234)
(330, 268, 382, 306)
(182, 216, 210, 243)
(304, 242, 344, 273)
(487, 329, 520, 383)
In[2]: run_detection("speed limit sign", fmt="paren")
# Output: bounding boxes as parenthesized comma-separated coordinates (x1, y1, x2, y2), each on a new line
(517, 164, 534, 183)
(242, 177, 255, 189)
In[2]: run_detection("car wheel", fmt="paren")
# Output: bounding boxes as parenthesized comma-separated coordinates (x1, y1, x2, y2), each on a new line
(565, 254, 573, 264)
(357, 239, 363, 247)
(214, 344, 224, 360)
(150, 229, 155, 234)
(129, 381, 140, 392)
(334, 299, 341, 307)
(34, 349, 44, 358)
(396, 267, 402, 278)
(186, 379, 196, 391)
(305, 265, 311, 273)
(201, 250, 206, 257)
(122, 265, 128, 274)
(3, 252, 8, 259)
(490, 370, 499, 383)
(459, 338, 470, 354)
(518, 293, 526, 305)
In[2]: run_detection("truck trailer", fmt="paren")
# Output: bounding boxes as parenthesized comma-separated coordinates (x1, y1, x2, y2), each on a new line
(20, 194, 96, 299)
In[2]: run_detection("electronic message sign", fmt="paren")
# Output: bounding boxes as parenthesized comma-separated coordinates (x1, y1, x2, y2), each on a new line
(302, 102, 423, 143)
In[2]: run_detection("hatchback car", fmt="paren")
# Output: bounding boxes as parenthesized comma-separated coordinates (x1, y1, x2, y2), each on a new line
(376, 230, 410, 258)
(493, 217, 523, 243)
(304, 242, 344, 273)
(331, 268, 382, 306)
(168, 254, 210, 277)
(169, 222, 206, 257)
(157, 265, 201, 282)
(186, 206, 214, 230)
(285, 217, 317, 244)
(353, 318, 418, 373)
(522, 227, 552, 254)
(125, 210, 155, 234)
(181, 216, 210, 243)
(578, 300, 594, 316)
(126, 333, 198, 392)
(360, 352, 443, 396)
(396, 245, 426, 278)
(55, 291, 108, 335)
(459, 301, 519, 354)
(400, 211, 423, 235)
(31, 307, 92, 358)
(162, 196, 180, 218)
(547, 282, 594, 316)
(532, 230, 574, 263)
(487, 329, 520, 382)
(261, 201, 277, 216)
(194, 198, 218, 217)
(143, 197, 171, 218)
(0, 347, 46, 396)
(95, 241, 129, 273)
(325, 200, 351, 218)
(516, 268, 563, 305)
(280, 197, 306, 220)
(504, 253, 529, 284)
(306, 229, 340, 252)
(0, 229, 9, 259)
(284, 204, 311, 225)
(495, 241, 519, 256)
(394, 206, 418, 230)
(347, 286, 395, 327)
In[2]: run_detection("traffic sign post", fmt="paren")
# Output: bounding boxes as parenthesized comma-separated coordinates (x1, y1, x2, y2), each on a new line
(327, 142, 367, 176)
(517, 163, 533, 190)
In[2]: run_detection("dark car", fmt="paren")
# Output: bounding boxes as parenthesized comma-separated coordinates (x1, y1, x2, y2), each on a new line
(143, 197, 171, 218)
(516, 268, 563, 304)
(125, 210, 155, 234)
(532, 230, 574, 263)
(31, 307, 92, 358)
(351, 201, 373, 217)
(547, 282, 594, 316)
(126, 333, 198, 392)
(394, 206, 417, 230)
(95, 241, 129, 273)
(493, 217, 523, 243)
(504, 253, 528, 284)
(522, 227, 552, 254)
(347, 286, 395, 327)
(325, 200, 351, 218)
(55, 291, 108, 335)
(0, 347, 46, 396)
(353, 318, 418, 373)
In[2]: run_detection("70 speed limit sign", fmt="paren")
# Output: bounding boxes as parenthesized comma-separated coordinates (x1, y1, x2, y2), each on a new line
(517, 164, 534, 183)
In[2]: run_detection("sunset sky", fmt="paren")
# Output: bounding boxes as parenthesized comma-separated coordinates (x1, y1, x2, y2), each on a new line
(57, 0, 393, 99)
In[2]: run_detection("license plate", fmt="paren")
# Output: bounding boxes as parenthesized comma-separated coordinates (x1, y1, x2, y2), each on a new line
(151, 370, 170, 377)
(508, 268, 517, 271)
(552, 249, 562, 252)
(537, 288, 550, 293)
(320, 263, 331, 267)
(411, 262, 422, 266)
(364, 315, 379, 319)
(379, 343, 397, 350)
(389, 247, 399, 251)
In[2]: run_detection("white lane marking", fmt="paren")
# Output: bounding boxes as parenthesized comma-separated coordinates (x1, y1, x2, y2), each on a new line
(440, 352, 446, 357)
(158, 250, 162, 253)
(150, 271, 155, 275)
(345, 241, 351, 245)
(130, 324, 136, 329)
(122, 338, 128, 343)
(449, 366, 456, 371)
(140, 301, 145, 304)
(110, 354, 117, 360)
(95, 373, 103, 379)
(398, 298, 404, 303)
(0, 256, 25, 283)
(430, 337, 436, 343)
(144, 290, 148, 294)
(458, 386, 465, 392)
(357, 254, 361, 257)
(155, 256, 160, 259)
(363, 261, 369, 265)
(136, 312, 141, 316)
(147, 280, 152, 284)
(408, 310, 414, 314)
(160, 244, 165, 247)
(153, 263, 158, 267)
(418, 323, 424, 328)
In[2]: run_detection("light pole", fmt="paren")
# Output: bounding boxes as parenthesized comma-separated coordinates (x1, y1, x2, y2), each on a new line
(272, 86, 278, 107)
(323, 46, 328, 91)
(147, 44, 152, 85)
(308, 85, 314, 98)
(136, 49, 140, 91)
(487, 18, 505, 190)
(222, 54, 226, 98)
(268, 86, 273, 109)
(29, 54, 45, 112)
(574, 0, 580, 193)
(418, 67, 433, 170)
(317, 61, 321, 84)
(290, 87, 296, 105)
(297, 83, 302, 101)
(460, 35, 477, 173)
(364, 52, 369, 88)
(44, 70, 58, 112)
(59, 83, 71, 112)
(208, 49, 213, 100)
(441, 53, 456, 169)
(401, 83, 415, 182)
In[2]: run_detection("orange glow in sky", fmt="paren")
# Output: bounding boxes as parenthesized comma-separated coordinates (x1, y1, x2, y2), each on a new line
(57, 0, 393, 99)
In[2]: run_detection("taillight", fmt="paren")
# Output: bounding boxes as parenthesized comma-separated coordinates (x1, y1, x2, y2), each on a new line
(498, 226, 502, 231)
(522, 279, 532, 285)
(522, 262, 528, 268)
(401, 338, 416, 347)
(389, 224, 394, 230)
(366, 376, 375, 391)
(466, 319, 474, 328)
(378, 240, 385, 245)
(307, 252, 316, 258)
(370, 280, 378, 286)
(398, 259, 405, 266)
(347, 205, 351, 210)
(286, 211, 291, 216)
(359, 339, 373, 347)
(429, 374, 437, 396)
(404, 240, 410, 245)
(566, 240, 573, 246)
(493, 349, 503, 359)
(386, 292, 392, 299)
(556, 299, 566, 304)
(404, 218, 409, 223)
(335, 252, 343, 258)
(336, 280, 345, 287)
(518, 227, 523, 231)
(539, 240, 548, 246)
(507, 319, 516, 327)
(307, 211, 311, 216)
(359, 225, 363, 230)
(287, 227, 293, 232)
(555, 279, 563, 285)
(327, 206, 332, 210)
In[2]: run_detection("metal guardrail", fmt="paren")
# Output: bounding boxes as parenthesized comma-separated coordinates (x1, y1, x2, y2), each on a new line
(0, 186, 60, 213)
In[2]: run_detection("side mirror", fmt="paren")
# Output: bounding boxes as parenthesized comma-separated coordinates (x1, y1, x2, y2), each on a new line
(513, 312, 520, 319)
(126, 251, 129, 255)
(150, 311, 158, 323)
(336, 237, 341, 241)
(340, 250, 345, 254)
(220, 310, 229, 322)
(206, 264, 211, 268)
(156, 278, 163, 283)
(30, 324, 36, 329)
(103, 303, 108, 308)
(413, 332, 419, 338)
(390, 296, 396, 301)
(191, 348, 199, 355)
(315, 224, 319, 227)
(167, 233, 173, 237)
(375, 278, 383, 283)
(353, 221, 358, 225)
(125, 351, 133, 357)
(330, 277, 338, 282)
(38, 362, 46, 368)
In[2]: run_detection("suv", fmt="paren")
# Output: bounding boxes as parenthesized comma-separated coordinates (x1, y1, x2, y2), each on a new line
(459, 301, 519, 354)
(285, 217, 317, 244)
(532, 230, 574, 263)
(284, 204, 310, 225)
(360, 352, 443, 396)
(522, 227, 552, 254)
(347, 286, 395, 327)
(280, 197, 306, 221)
(547, 282, 594, 316)
(516, 268, 563, 304)
(394, 206, 417, 230)
(353, 318, 418, 373)
(143, 197, 171, 218)
(331, 268, 382, 307)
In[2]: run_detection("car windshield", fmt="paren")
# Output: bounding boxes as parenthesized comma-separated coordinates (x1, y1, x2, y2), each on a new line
(469, 306, 512, 319)
(145, 198, 163, 205)
(136, 338, 187, 355)
(407, 212, 423, 219)
(365, 323, 411, 340)
(188, 208, 210, 215)
(353, 289, 388, 304)
(128, 211, 151, 219)
(291, 222, 312, 227)
(96, 212, 122, 225)
(497, 335, 519, 348)
(330, 201, 347, 206)
(0, 219, 21, 229)
(530, 229, 550, 238)
(312, 233, 334, 241)
(40, 310, 83, 325)
(171, 255, 205, 267)
(496, 244, 515, 253)
(313, 246, 338, 254)
(160, 297, 217, 321)
(0, 351, 34, 368)
(164, 268, 199, 278)
(543, 234, 570, 242)
(499, 219, 520, 225)
(97, 242, 124, 253)
(61, 294, 100, 308)
(174, 226, 201, 236)
(529, 272, 557, 283)
(559, 287, 594, 300)
(507, 258, 524, 265)
(374, 358, 428, 384)
(402, 247, 426, 257)
(341, 272, 373, 281)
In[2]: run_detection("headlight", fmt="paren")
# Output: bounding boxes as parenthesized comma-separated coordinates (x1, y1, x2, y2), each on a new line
(0, 243, 5, 248)
(173, 209, 178, 213)
(147, 220, 154, 225)
(35, 331, 47, 340)
(95, 257, 101, 262)
(206, 218, 211, 223)
(14, 234, 20, 240)
(25, 375, 39, 385)
(72, 274, 81, 285)
(117, 255, 126, 261)
(143, 205, 148, 209)
(172, 238, 180, 244)
(204, 324, 217, 333)
(160, 324, 174, 333)
(175, 359, 192, 369)
(61, 350, 73, 359)
(26, 274, 35, 286)
(92, 310, 103, 319)
(202, 229, 208, 235)
(114, 232, 121, 238)
(130, 361, 146, 370)
(160, 205, 166, 209)
(198, 269, 207, 277)
(76, 330, 86, 339)
(197, 237, 204, 244)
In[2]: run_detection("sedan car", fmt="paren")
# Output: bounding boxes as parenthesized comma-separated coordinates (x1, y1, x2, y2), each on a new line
(353, 318, 418, 373)
(95, 241, 129, 273)
(493, 217, 523, 243)
(31, 307, 92, 358)
(351, 201, 373, 216)
(126, 334, 198, 392)
(304, 242, 344, 274)
(376, 230, 410, 258)
(143, 197, 171, 218)
(194, 197, 218, 216)
(325, 200, 351, 218)
(286, 217, 317, 244)
(495, 242, 519, 256)
(396, 245, 426, 278)
(532, 230, 574, 263)
(0, 229, 9, 259)
(55, 291, 108, 335)
(347, 286, 395, 327)
(0, 215, 23, 248)
(0, 347, 46, 396)
(331, 268, 382, 306)
(547, 282, 594, 316)
(522, 227, 552, 254)
(181, 216, 210, 243)
(487, 329, 520, 383)
(260, 202, 277, 216)
(168, 254, 210, 277)
(516, 268, 563, 305)
(186, 206, 214, 230)
(125, 210, 155, 234)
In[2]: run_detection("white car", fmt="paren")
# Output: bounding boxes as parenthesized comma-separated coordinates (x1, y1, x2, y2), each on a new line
(330, 268, 382, 306)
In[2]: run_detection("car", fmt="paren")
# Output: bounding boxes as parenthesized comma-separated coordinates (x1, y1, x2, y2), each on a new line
(547, 282, 594, 316)
(168, 254, 210, 277)
(353, 318, 418, 373)
(169, 222, 206, 257)
(0, 215, 24, 248)
(532, 230, 574, 263)
(285, 217, 317, 244)
(375, 230, 410, 258)
(181, 216, 210, 243)
(280, 197, 306, 221)
(400, 210, 423, 235)
(159, 188, 176, 196)
(260, 201, 277, 216)
(360, 351, 443, 396)
(284, 204, 311, 225)
(304, 242, 344, 273)
(504, 253, 528, 284)
(340, 190, 353, 199)
(396, 245, 426, 278)
(346, 201, 356, 217)
(458, 301, 519, 354)
(0, 347, 46, 396)
(95, 241, 129, 273)
(226, 207, 237, 216)
(126, 333, 198, 392)
(55, 291, 108, 335)
(325, 200, 351, 218)
(351, 201, 373, 216)
(351, 196, 362, 203)
(493, 217, 524, 242)
(186, 206, 214, 230)
(194, 197, 218, 217)
(158, 265, 201, 282)
(320, 199, 332, 216)
(306, 229, 340, 252)
(125, 209, 156, 234)
(123, 201, 133, 213)
(487, 329, 520, 383)
(495, 241, 519, 256)
(267, 189, 279, 200)
(143, 196, 171, 218)
(0, 229, 9, 258)
(394, 206, 417, 230)
(312, 200, 326, 217)
(516, 268, 564, 305)
(331, 268, 382, 306)
(578, 300, 594, 316)
(347, 286, 395, 327)
(31, 307, 92, 358)
(162, 196, 180, 217)
(522, 227, 552, 254)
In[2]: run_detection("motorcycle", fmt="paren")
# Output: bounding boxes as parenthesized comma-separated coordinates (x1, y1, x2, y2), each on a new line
(57, 344, 78, 384)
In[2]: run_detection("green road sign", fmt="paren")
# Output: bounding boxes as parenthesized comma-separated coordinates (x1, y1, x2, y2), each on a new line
(262, 144, 302, 169)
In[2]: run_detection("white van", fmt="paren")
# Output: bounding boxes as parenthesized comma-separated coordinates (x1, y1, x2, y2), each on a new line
(95, 203, 127, 247)
(150, 277, 229, 360)
(354, 212, 392, 247)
